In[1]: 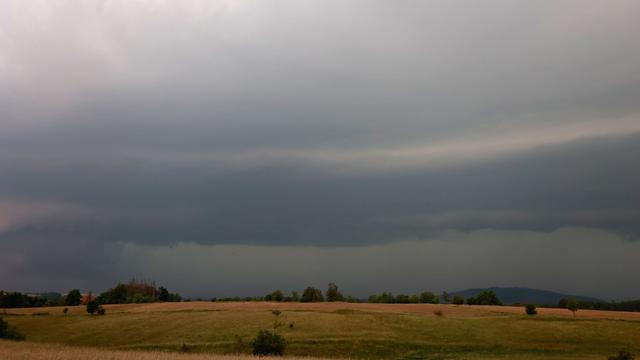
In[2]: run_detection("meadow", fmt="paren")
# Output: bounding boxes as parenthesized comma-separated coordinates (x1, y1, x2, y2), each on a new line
(2, 302, 640, 360)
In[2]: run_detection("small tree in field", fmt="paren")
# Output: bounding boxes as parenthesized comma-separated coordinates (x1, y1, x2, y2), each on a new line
(86, 300, 105, 315)
(452, 296, 465, 305)
(86, 300, 99, 314)
(251, 330, 286, 356)
(566, 299, 578, 316)
(251, 309, 287, 355)
(525, 304, 537, 315)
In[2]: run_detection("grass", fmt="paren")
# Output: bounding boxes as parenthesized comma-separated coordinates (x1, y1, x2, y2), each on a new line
(0, 341, 341, 360)
(2, 302, 640, 360)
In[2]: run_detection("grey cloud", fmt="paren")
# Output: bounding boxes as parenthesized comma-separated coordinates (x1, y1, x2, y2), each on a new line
(1, 131, 639, 247)
(1, 1, 639, 295)
(113, 228, 640, 300)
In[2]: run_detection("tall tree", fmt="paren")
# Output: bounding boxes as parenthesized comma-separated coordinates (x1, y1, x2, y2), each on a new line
(65, 289, 82, 306)
(325, 283, 344, 302)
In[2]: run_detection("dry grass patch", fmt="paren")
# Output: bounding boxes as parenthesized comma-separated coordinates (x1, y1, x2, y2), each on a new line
(5, 302, 640, 321)
(0, 341, 339, 360)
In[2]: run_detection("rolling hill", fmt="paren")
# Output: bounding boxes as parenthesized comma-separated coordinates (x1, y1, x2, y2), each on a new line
(449, 287, 601, 305)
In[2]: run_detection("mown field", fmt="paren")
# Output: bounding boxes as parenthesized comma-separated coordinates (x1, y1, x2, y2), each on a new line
(2, 302, 640, 360)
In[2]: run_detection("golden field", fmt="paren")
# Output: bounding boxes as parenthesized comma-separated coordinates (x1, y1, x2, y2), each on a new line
(2, 301, 639, 359)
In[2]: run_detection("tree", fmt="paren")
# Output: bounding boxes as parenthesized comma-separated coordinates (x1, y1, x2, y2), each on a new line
(558, 298, 569, 308)
(300, 287, 324, 302)
(467, 291, 501, 306)
(158, 286, 170, 302)
(65, 289, 82, 306)
(271, 290, 284, 302)
(453, 296, 465, 305)
(525, 304, 537, 315)
(290, 291, 300, 302)
(441, 291, 451, 304)
(325, 283, 344, 302)
(420, 291, 437, 304)
(566, 299, 579, 316)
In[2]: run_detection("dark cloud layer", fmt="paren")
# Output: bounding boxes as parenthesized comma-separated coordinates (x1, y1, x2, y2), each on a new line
(1, 1, 639, 297)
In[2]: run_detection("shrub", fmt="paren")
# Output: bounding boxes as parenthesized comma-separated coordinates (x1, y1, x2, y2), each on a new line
(251, 329, 286, 356)
(0, 317, 25, 341)
(63, 307, 69, 315)
(433, 310, 444, 317)
(452, 296, 465, 305)
(86, 300, 100, 315)
(525, 304, 537, 315)
(609, 351, 635, 360)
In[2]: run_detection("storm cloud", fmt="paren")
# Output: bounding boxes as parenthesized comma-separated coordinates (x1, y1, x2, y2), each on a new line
(1, 0, 639, 298)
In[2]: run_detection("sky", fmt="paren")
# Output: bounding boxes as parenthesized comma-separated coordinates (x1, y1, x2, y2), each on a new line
(1, 0, 639, 300)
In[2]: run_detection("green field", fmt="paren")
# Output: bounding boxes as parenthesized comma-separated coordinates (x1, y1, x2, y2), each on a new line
(2, 302, 640, 360)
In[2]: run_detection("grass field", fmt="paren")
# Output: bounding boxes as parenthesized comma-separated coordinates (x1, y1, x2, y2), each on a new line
(2, 302, 640, 360)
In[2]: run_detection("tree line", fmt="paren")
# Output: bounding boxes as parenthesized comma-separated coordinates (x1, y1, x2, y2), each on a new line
(0, 280, 182, 308)
(557, 298, 640, 312)
(4, 283, 640, 313)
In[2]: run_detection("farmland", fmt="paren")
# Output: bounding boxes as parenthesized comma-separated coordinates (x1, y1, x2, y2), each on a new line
(2, 302, 640, 359)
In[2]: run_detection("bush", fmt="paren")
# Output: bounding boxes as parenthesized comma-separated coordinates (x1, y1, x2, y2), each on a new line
(86, 300, 104, 315)
(251, 330, 286, 356)
(433, 310, 444, 317)
(0, 317, 25, 341)
(452, 296, 465, 305)
(86, 300, 98, 314)
(609, 351, 635, 360)
(525, 304, 537, 315)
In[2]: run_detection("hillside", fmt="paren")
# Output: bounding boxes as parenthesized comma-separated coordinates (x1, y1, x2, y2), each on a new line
(450, 287, 601, 305)
(2, 302, 640, 360)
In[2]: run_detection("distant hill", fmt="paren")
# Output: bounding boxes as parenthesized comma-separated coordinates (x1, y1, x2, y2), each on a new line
(449, 287, 601, 305)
